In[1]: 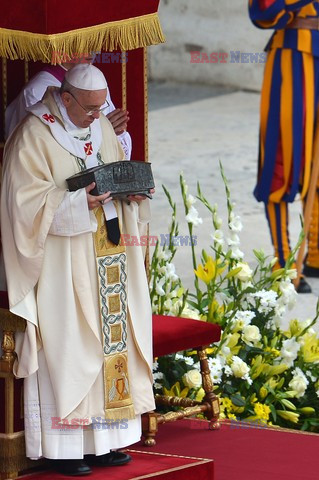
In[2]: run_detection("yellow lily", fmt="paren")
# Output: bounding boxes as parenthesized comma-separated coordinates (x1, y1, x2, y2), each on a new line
(194, 257, 216, 284)
(277, 410, 300, 424)
(301, 333, 319, 363)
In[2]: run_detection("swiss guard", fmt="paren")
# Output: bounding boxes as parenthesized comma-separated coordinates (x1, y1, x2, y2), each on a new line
(249, 0, 319, 293)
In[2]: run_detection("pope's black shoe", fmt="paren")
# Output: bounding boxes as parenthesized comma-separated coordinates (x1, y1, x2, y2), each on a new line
(296, 276, 312, 294)
(85, 451, 132, 467)
(303, 264, 319, 278)
(50, 459, 92, 476)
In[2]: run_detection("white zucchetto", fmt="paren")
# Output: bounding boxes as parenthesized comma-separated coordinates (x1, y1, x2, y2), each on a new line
(65, 64, 107, 91)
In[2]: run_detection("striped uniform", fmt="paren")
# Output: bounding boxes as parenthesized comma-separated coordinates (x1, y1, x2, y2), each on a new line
(249, 0, 319, 268)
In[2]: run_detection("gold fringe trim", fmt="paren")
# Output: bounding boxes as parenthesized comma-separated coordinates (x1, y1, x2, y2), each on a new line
(104, 405, 136, 422)
(0, 13, 165, 63)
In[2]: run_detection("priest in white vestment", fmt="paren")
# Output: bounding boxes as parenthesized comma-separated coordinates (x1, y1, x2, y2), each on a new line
(1, 64, 154, 477)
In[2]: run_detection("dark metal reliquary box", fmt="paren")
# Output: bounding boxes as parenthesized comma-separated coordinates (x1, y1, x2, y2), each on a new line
(66, 161, 154, 199)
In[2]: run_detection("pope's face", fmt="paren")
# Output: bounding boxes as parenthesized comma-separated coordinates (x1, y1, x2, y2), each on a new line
(61, 88, 107, 129)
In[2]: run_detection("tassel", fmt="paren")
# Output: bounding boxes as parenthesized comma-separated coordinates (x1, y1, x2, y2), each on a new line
(0, 13, 165, 63)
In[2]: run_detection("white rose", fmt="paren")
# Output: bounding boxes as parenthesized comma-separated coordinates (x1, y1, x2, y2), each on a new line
(289, 368, 309, 398)
(183, 369, 202, 389)
(230, 356, 250, 378)
(235, 262, 253, 282)
(242, 325, 261, 346)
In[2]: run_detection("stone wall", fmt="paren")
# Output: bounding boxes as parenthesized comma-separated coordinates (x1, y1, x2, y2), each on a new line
(149, 0, 271, 91)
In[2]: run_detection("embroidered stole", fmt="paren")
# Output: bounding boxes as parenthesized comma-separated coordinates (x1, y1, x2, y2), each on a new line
(93, 206, 135, 421)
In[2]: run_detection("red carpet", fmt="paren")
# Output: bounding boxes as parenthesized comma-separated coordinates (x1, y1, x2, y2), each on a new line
(134, 419, 319, 480)
(17, 450, 214, 480)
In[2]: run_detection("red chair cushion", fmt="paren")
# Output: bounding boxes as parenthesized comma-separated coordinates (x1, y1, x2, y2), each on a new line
(152, 314, 221, 357)
(0, 290, 9, 309)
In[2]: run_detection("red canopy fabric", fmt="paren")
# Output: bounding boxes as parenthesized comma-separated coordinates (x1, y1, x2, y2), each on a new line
(0, 0, 164, 61)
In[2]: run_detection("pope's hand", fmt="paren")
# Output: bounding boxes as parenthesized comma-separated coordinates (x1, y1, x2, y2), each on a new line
(85, 182, 112, 210)
(106, 109, 130, 135)
(127, 188, 155, 205)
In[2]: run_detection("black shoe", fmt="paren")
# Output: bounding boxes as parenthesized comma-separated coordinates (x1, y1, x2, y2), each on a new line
(296, 277, 312, 294)
(303, 265, 319, 278)
(50, 459, 92, 476)
(85, 451, 131, 467)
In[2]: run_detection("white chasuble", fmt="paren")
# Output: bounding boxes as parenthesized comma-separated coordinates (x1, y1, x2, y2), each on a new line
(1, 89, 155, 458)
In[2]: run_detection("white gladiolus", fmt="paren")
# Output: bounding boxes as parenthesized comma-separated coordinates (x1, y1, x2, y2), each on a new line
(279, 280, 297, 310)
(186, 194, 197, 209)
(230, 246, 244, 260)
(279, 338, 300, 367)
(229, 214, 243, 232)
(211, 229, 224, 246)
(157, 249, 171, 261)
(155, 277, 166, 296)
(227, 232, 240, 246)
(165, 263, 179, 281)
(185, 206, 203, 226)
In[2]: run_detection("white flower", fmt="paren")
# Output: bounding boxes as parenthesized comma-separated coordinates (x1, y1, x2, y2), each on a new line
(289, 367, 309, 398)
(183, 369, 202, 389)
(185, 206, 203, 226)
(232, 310, 255, 331)
(181, 305, 201, 320)
(157, 249, 171, 261)
(154, 382, 162, 390)
(213, 209, 223, 229)
(234, 262, 253, 282)
(157, 266, 167, 275)
(155, 277, 166, 296)
(186, 194, 197, 209)
(279, 338, 300, 367)
(252, 289, 278, 314)
(208, 355, 225, 384)
(316, 389, 319, 398)
(165, 263, 179, 282)
(184, 356, 195, 366)
(229, 214, 243, 232)
(230, 246, 244, 260)
(153, 360, 159, 371)
(227, 232, 240, 246)
(211, 229, 224, 246)
(224, 365, 233, 377)
(230, 356, 250, 379)
(242, 325, 261, 346)
(286, 269, 297, 280)
(163, 298, 173, 311)
(153, 371, 164, 380)
(279, 280, 297, 310)
(306, 370, 317, 382)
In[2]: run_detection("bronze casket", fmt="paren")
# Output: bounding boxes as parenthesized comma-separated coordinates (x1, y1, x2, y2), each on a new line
(66, 161, 154, 199)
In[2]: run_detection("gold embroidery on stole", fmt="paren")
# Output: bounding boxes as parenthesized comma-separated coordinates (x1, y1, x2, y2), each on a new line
(94, 206, 135, 421)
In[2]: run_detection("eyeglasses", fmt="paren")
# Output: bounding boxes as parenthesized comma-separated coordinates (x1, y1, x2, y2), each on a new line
(67, 91, 110, 116)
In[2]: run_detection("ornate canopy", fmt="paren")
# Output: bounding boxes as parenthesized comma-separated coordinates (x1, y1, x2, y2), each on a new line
(0, 0, 164, 62)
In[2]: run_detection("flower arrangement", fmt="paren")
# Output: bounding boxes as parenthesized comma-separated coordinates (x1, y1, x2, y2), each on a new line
(150, 163, 319, 432)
